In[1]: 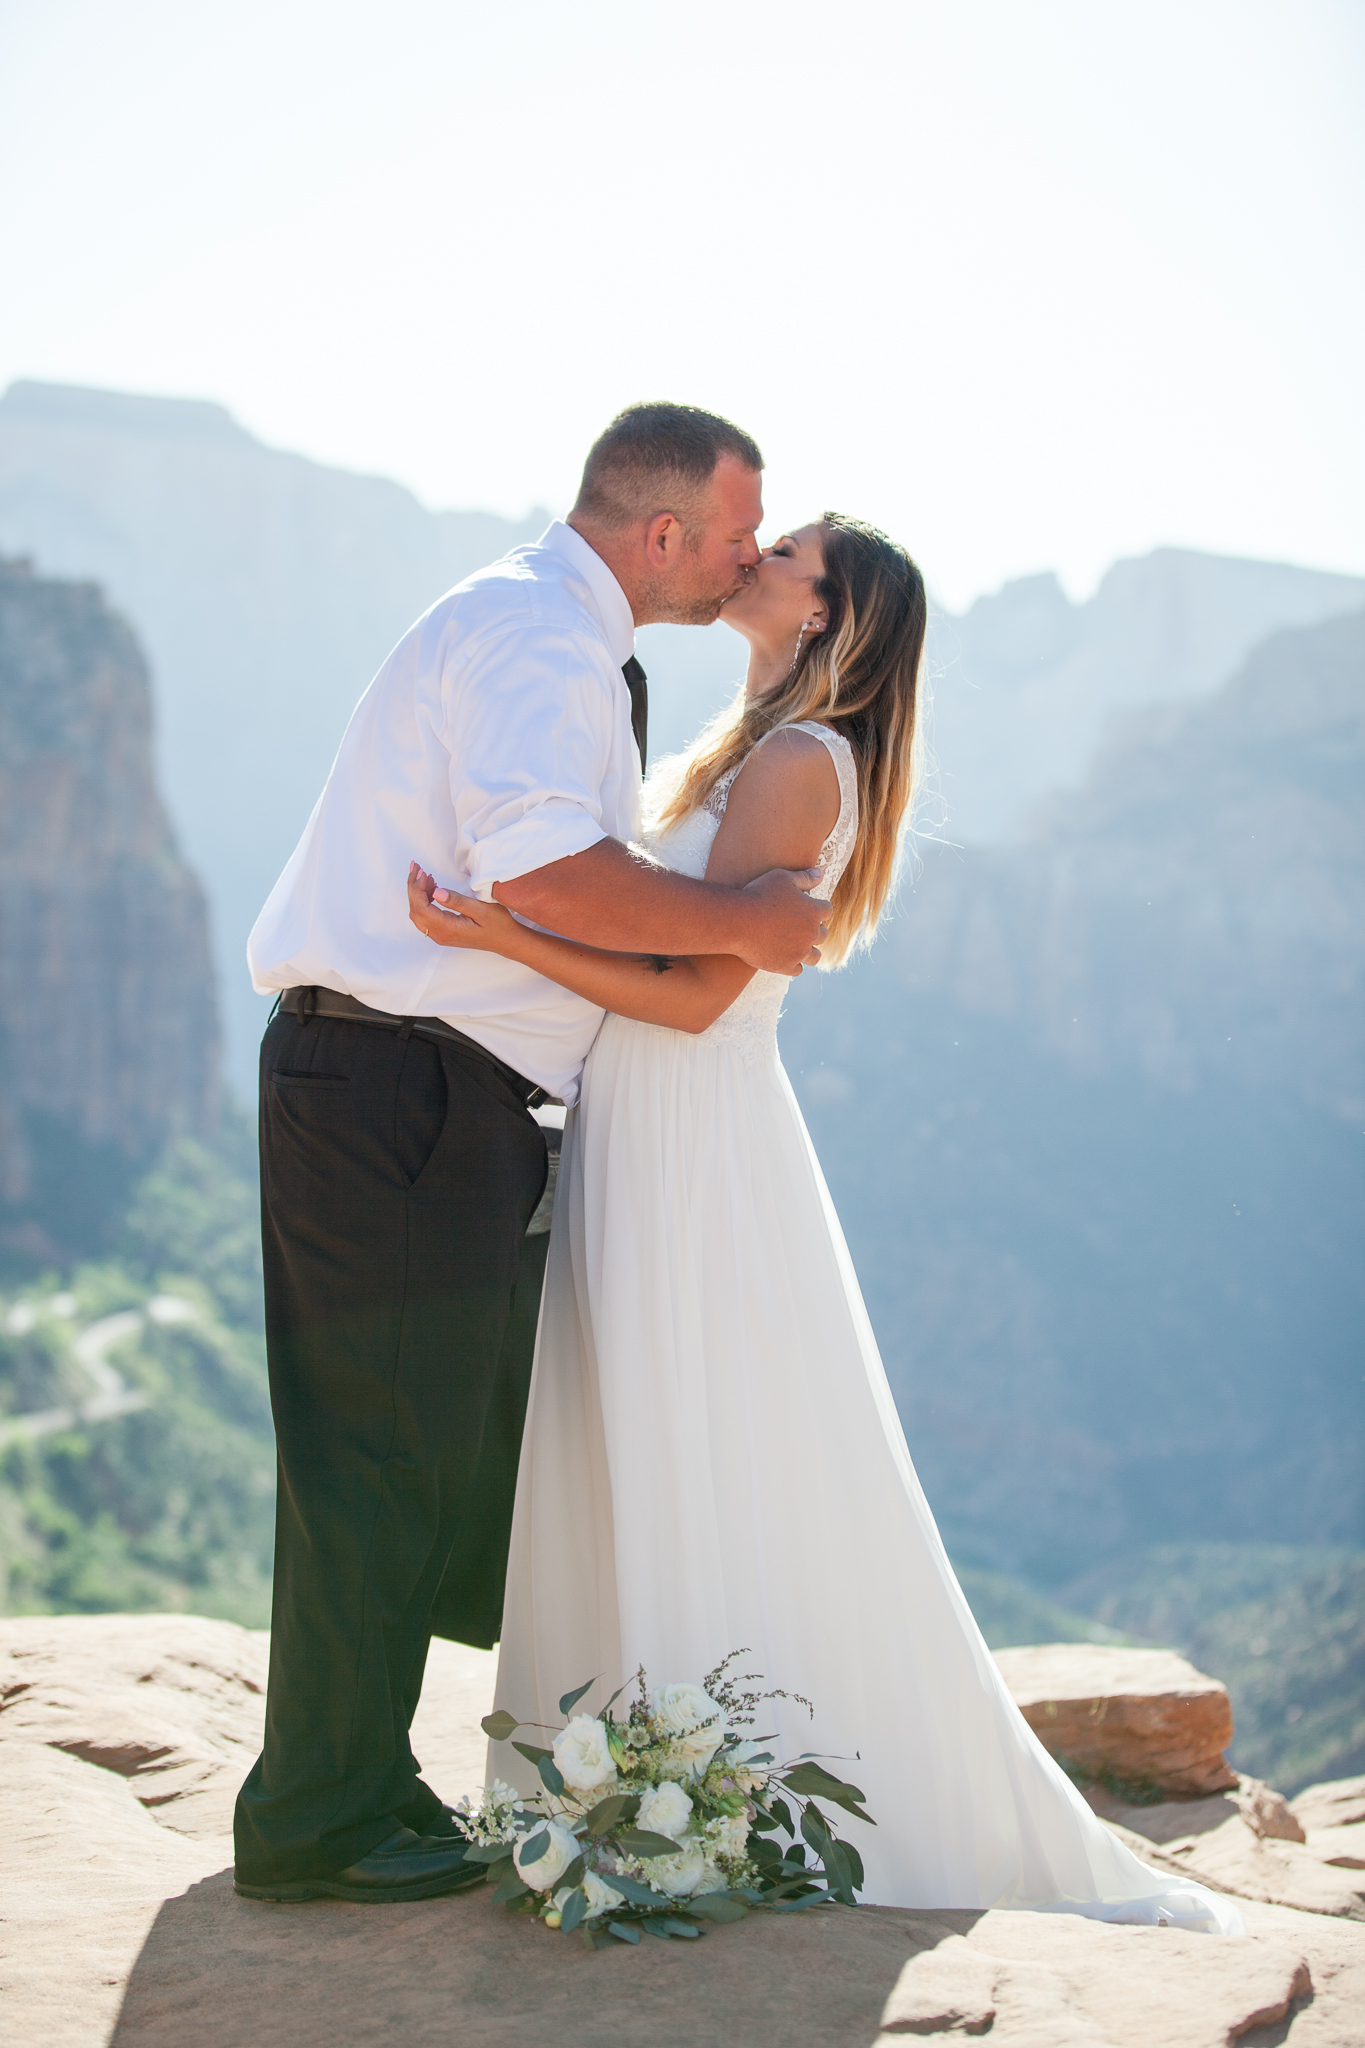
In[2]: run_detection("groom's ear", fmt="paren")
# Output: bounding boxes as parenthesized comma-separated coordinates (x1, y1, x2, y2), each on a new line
(643, 510, 685, 568)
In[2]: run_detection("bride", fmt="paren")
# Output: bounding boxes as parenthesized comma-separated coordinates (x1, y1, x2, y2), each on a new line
(408, 513, 1241, 1934)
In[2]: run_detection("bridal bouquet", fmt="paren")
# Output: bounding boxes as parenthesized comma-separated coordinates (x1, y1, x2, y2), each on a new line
(454, 1653, 875, 1949)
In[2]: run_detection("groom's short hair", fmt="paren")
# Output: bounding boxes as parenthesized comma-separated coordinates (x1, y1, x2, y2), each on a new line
(574, 402, 763, 534)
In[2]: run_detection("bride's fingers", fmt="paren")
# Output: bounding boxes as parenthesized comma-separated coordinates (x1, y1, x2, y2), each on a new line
(432, 887, 484, 918)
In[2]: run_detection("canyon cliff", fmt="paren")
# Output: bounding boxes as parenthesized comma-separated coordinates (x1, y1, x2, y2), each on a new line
(0, 557, 218, 1263)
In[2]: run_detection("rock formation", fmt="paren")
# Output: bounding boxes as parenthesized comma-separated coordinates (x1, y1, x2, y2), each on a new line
(0, 557, 218, 1262)
(889, 608, 1365, 1120)
(931, 548, 1365, 842)
(993, 1643, 1238, 1797)
(6, 1614, 1365, 2046)
(0, 380, 548, 1092)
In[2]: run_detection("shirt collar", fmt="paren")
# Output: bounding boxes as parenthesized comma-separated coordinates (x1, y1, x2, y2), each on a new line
(537, 520, 636, 668)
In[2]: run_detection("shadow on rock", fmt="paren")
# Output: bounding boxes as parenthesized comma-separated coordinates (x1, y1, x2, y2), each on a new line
(110, 1871, 975, 2048)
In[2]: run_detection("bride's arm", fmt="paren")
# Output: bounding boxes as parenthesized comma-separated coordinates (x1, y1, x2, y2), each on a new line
(409, 871, 753, 1033)
(408, 731, 842, 1034)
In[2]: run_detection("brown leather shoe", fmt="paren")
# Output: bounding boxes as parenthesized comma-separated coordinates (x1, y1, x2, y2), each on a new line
(234, 1826, 484, 1904)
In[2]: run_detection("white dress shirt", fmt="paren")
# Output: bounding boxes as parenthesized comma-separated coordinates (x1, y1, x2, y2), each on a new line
(248, 520, 641, 1105)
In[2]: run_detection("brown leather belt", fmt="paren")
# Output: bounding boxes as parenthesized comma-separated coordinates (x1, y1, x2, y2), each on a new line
(274, 986, 548, 1107)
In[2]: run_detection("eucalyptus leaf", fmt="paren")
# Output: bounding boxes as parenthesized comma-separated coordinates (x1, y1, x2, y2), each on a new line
(491, 1869, 530, 1906)
(459, 1841, 515, 1865)
(560, 1887, 587, 1934)
(598, 1871, 664, 1908)
(771, 1890, 830, 1912)
(801, 1807, 833, 1854)
(781, 1762, 866, 1802)
(558, 1677, 601, 1718)
(780, 1763, 874, 1824)
(768, 1796, 795, 1834)
(560, 1855, 586, 1891)
(537, 1753, 567, 1798)
(517, 1829, 551, 1866)
(608, 1920, 642, 1944)
(585, 1792, 640, 1837)
(821, 1837, 855, 1906)
(615, 1827, 683, 1859)
(762, 1873, 822, 1901)
(480, 1710, 520, 1743)
(640, 1916, 673, 1940)
(682, 1893, 748, 1923)
(661, 1918, 702, 1939)
(512, 1741, 554, 1766)
(842, 1838, 866, 1892)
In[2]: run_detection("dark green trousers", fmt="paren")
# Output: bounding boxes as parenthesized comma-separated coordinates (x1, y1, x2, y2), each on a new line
(234, 1011, 547, 1884)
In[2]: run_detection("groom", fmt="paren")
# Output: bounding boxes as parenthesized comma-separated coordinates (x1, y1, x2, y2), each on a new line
(235, 402, 829, 1902)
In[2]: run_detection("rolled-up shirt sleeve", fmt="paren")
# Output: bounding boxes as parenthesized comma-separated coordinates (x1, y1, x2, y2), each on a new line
(447, 619, 620, 899)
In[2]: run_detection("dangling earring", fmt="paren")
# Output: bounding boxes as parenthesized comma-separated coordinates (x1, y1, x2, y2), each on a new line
(791, 618, 821, 672)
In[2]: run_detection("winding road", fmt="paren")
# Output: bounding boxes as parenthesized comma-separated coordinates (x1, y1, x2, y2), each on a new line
(0, 1296, 199, 1447)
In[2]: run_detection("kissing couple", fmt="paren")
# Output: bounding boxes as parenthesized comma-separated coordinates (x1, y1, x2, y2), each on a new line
(236, 403, 1239, 1934)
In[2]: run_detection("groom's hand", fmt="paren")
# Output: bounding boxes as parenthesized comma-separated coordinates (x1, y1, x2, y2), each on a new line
(736, 868, 830, 975)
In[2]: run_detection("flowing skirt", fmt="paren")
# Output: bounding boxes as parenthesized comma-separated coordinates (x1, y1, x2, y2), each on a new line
(491, 1014, 1241, 1933)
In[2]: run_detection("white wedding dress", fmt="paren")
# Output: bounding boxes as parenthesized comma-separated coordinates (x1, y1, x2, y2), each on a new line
(491, 723, 1241, 1933)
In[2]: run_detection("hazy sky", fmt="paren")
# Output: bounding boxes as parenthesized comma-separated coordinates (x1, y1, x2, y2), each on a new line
(2, 0, 1361, 608)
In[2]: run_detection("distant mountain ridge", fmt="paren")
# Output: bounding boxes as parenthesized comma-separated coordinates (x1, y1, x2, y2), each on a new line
(3, 378, 1362, 1095)
(901, 608, 1365, 1119)
(934, 551, 1365, 841)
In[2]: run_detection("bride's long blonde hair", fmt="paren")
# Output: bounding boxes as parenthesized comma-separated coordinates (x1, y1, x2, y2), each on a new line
(652, 512, 927, 966)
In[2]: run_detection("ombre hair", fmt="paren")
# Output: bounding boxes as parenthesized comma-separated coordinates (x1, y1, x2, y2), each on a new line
(652, 513, 927, 965)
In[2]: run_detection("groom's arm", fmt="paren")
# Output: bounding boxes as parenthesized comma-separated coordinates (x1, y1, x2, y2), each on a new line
(447, 619, 826, 974)
(493, 840, 828, 977)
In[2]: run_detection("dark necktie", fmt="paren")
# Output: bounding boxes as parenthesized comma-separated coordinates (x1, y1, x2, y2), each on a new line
(622, 655, 648, 776)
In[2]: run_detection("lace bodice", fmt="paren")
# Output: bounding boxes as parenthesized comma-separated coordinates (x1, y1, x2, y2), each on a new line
(637, 721, 859, 1057)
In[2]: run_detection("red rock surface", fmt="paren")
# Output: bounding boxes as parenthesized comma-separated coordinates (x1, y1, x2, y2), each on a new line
(3, 1615, 1363, 2046)
(993, 1643, 1238, 1797)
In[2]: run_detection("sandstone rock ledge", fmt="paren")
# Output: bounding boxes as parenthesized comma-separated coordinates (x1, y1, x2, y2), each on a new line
(3, 1616, 1364, 2048)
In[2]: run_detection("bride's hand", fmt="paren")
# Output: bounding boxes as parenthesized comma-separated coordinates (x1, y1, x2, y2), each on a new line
(407, 863, 523, 953)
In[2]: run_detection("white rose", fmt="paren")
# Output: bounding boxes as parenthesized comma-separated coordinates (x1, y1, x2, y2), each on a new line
(674, 1723, 724, 1771)
(714, 1810, 750, 1858)
(636, 1780, 694, 1841)
(652, 1683, 724, 1772)
(652, 1682, 722, 1737)
(552, 1715, 617, 1794)
(643, 1839, 709, 1898)
(579, 1870, 626, 1920)
(513, 1819, 580, 1891)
